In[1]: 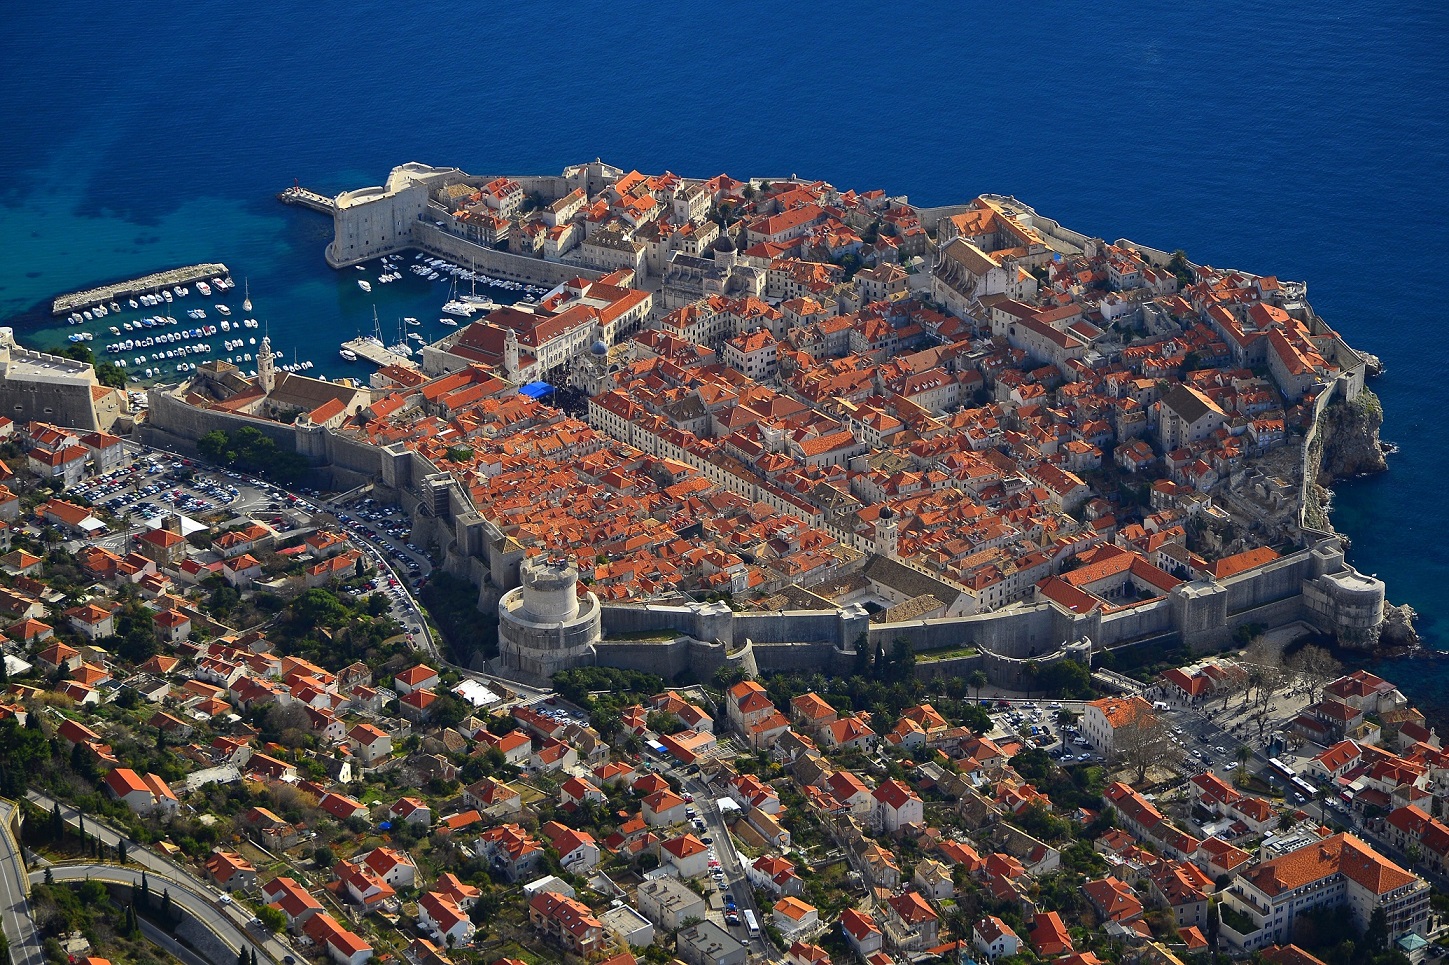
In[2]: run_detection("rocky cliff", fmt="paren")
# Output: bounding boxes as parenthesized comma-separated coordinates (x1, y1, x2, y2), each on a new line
(1317, 388, 1388, 484)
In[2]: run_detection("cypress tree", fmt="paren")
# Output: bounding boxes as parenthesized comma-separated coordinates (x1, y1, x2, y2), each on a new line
(162, 889, 172, 922)
(140, 871, 150, 908)
(49, 804, 62, 840)
(249, 948, 257, 965)
(237, 947, 248, 965)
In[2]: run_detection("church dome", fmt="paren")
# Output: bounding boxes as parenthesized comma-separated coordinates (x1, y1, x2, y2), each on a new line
(712, 230, 737, 254)
(590, 340, 608, 356)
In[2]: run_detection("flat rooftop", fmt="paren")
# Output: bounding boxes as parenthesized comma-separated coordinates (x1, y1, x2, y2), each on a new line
(7, 355, 94, 385)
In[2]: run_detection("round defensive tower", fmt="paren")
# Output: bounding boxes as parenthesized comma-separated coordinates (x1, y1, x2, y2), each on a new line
(498, 555, 601, 679)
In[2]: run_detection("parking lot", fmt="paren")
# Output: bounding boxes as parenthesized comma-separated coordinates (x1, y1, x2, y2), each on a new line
(332, 496, 430, 584)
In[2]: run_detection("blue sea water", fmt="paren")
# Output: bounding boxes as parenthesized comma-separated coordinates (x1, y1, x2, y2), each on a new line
(3, 2, 1448, 693)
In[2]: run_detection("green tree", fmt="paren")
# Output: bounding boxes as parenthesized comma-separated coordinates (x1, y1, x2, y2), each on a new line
(968, 670, 988, 704)
(256, 905, 285, 933)
(1364, 907, 1389, 953)
(0, 718, 50, 795)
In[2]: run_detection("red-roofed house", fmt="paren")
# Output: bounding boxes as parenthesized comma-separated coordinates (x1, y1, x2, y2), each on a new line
(974, 916, 1021, 961)
(841, 908, 884, 958)
(303, 913, 373, 965)
(873, 778, 924, 834)
(263, 876, 324, 930)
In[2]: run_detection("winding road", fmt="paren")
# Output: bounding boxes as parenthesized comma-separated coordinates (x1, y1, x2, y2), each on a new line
(24, 791, 299, 965)
(0, 801, 42, 965)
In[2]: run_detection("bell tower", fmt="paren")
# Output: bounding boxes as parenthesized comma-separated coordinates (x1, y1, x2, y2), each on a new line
(258, 334, 276, 394)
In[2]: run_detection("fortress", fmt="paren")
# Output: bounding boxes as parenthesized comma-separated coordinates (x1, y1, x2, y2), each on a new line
(0, 328, 130, 432)
(140, 161, 1393, 686)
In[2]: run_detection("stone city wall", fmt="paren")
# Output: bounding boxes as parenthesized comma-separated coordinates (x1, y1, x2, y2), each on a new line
(412, 222, 604, 287)
(1221, 548, 1314, 614)
(142, 390, 303, 457)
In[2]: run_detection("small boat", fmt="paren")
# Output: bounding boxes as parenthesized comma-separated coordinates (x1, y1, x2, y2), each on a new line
(162, 290, 172, 302)
(407, 332, 424, 342)
(109, 301, 121, 312)
(83, 310, 93, 321)
(340, 348, 358, 362)
(358, 280, 372, 292)
(128, 299, 138, 309)
(216, 304, 231, 316)
(355, 265, 366, 271)
(438, 317, 457, 327)
(196, 281, 212, 296)
(173, 286, 185, 296)
(109, 326, 120, 335)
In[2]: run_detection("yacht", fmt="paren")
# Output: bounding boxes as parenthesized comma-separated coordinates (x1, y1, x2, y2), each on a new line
(340, 348, 358, 362)
(109, 326, 120, 335)
(216, 304, 231, 316)
(83, 310, 93, 321)
(162, 290, 173, 302)
(109, 301, 121, 313)
(128, 299, 138, 309)
(438, 317, 458, 327)
(407, 332, 424, 343)
(196, 281, 212, 296)
(358, 279, 372, 292)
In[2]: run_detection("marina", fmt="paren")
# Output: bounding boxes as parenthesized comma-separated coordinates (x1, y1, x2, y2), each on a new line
(339, 334, 419, 370)
(52, 263, 230, 316)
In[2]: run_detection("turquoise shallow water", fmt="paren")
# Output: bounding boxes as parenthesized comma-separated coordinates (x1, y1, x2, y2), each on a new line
(2, 0, 1447, 697)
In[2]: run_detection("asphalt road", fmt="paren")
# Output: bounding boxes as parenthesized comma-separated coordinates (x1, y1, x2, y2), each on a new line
(35, 864, 264, 965)
(0, 802, 43, 965)
(25, 791, 298, 965)
(680, 770, 779, 962)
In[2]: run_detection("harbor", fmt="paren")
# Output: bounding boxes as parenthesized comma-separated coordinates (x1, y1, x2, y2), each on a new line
(52, 263, 230, 316)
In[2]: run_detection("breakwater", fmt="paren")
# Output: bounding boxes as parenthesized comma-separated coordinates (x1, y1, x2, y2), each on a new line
(52, 263, 230, 315)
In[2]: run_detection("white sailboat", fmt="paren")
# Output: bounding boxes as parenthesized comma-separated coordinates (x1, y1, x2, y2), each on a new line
(242, 278, 252, 313)
(461, 254, 497, 310)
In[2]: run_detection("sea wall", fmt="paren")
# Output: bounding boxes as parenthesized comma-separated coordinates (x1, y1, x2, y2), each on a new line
(411, 222, 604, 287)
